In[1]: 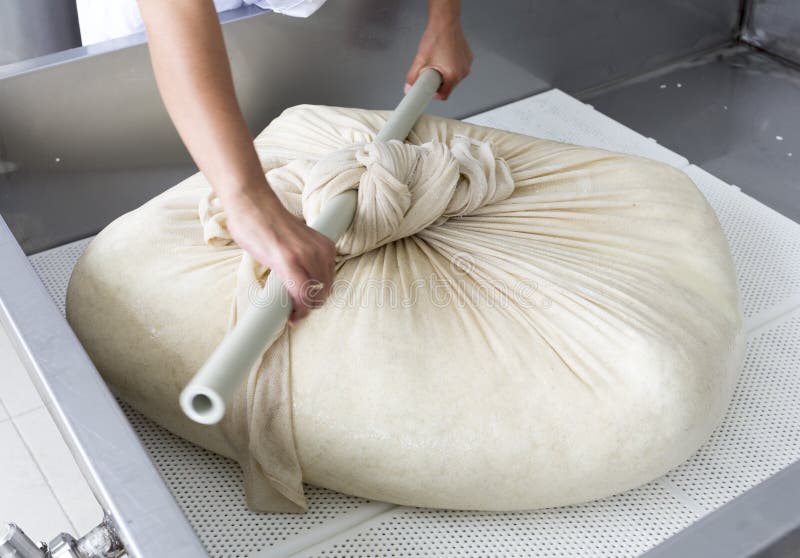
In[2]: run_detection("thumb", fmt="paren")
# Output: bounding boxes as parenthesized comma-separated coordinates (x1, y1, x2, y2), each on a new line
(404, 59, 426, 92)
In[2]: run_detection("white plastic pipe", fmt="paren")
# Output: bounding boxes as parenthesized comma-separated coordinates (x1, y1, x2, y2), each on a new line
(181, 69, 443, 424)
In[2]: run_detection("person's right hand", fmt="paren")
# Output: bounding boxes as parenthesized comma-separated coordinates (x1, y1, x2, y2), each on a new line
(223, 185, 337, 325)
(137, 1, 337, 324)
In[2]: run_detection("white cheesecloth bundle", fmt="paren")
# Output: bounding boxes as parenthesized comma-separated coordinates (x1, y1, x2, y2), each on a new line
(66, 105, 745, 513)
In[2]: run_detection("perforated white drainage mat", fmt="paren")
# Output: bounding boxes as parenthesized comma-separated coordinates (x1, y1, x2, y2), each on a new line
(29, 89, 800, 558)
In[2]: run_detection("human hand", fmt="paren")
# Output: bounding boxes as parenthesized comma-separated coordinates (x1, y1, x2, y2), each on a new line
(224, 186, 337, 325)
(405, 18, 472, 100)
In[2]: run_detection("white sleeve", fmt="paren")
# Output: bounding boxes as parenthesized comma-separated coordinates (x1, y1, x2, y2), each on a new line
(76, 0, 146, 46)
(76, 0, 253, 46)
(245, 0, 327, 18)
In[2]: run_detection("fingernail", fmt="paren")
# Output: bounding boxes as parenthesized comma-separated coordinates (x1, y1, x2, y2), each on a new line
(404, 83, 411, 94)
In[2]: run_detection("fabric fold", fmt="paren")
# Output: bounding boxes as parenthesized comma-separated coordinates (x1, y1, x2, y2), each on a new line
(197, 133, 514, 512)
(66, 105, 742, 515)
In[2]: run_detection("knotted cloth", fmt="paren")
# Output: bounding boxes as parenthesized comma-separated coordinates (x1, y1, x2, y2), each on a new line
(203, 136, 514, 255)
(66, 105, 744, 513)
(194, 133, 515, 510)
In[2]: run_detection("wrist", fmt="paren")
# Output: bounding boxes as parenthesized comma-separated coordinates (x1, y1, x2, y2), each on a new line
(217, 177, 285, 216)
(426, 16, 460, 33)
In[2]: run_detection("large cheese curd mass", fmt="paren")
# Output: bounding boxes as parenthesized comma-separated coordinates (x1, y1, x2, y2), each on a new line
(66, 105, 744, 513)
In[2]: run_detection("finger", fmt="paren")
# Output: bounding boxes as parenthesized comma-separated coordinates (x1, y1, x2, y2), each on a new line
(300, 279, 326, 310)
(438, 67, 470, 100)
(412, 64, 453, 99)
(288, 300, 309, 325)
(405, 59, 425, 88)
(403, 58, 429, 93)
(436, 75, 456, 100)
(283, 264, 311, 324)
(295, 260, 326, 310)
(300, 271, 326, 308)
(315, 255, 335, 303)
(301, 240, 335, 308)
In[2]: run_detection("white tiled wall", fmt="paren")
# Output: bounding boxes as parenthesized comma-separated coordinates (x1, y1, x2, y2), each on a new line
(0, 326, 103, 544)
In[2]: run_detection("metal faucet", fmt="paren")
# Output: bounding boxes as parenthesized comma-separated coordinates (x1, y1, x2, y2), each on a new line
(0, 515, 125, 558)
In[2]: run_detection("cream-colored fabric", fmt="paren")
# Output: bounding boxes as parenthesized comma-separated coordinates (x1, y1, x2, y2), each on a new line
(66, 105, 744, 513)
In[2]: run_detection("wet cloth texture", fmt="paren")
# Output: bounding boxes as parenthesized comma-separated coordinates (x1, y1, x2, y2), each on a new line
(66, 105, 744, 513)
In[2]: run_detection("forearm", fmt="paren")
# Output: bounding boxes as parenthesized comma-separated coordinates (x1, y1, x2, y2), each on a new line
(137, 0, 278, 210)
(137, 0, 336, 321)
(427, 0, 461, 29)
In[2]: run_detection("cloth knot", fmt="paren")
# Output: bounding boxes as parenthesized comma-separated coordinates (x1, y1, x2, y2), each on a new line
(201, 135, 514, 258)
(299, 136, 514, 257)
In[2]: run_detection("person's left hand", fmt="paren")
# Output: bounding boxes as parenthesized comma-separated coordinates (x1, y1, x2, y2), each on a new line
(405, 19, 472, 100)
